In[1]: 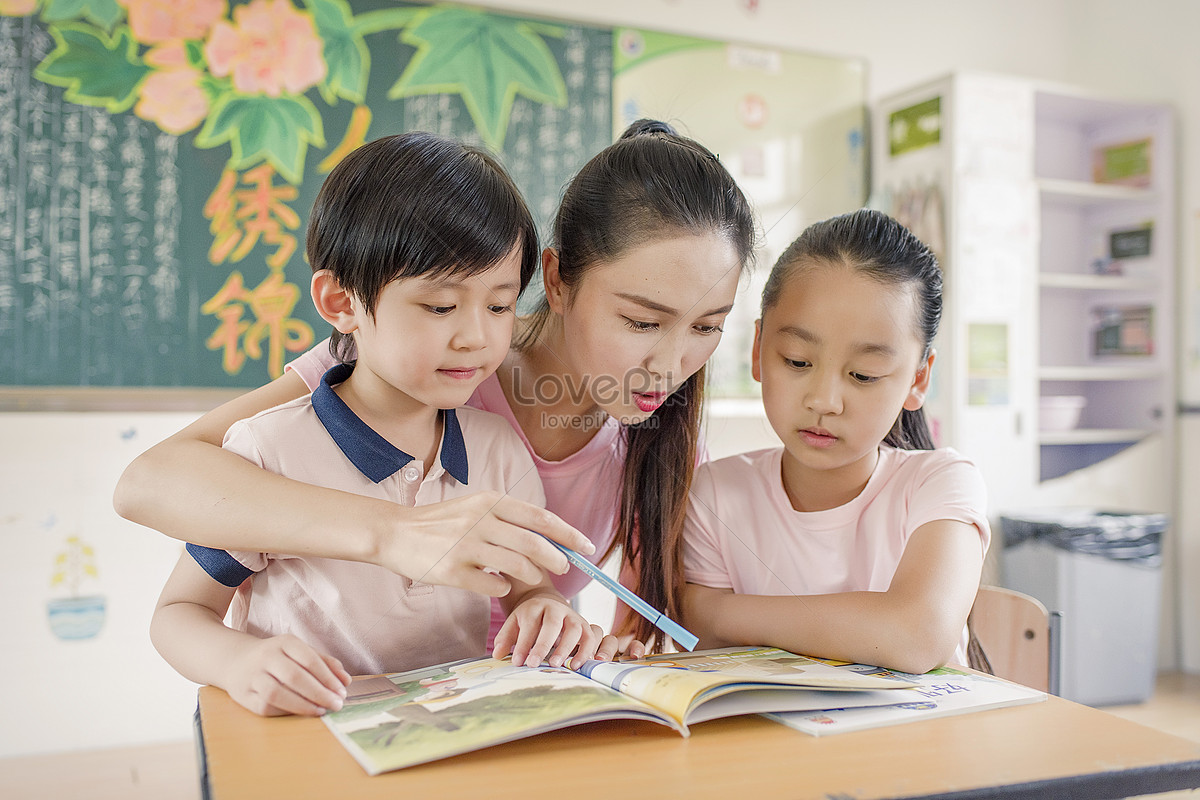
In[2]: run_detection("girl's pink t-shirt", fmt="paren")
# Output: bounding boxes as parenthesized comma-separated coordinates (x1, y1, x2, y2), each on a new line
(682, 445, 991, 667)
(286, 341, 626, 642)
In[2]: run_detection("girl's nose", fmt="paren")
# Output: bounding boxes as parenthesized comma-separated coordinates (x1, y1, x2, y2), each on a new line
(804, 370, 843, 416)
(451, 309, 488, 350)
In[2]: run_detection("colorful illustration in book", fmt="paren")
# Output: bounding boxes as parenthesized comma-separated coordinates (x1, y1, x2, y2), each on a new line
(46, 533, 106, 641)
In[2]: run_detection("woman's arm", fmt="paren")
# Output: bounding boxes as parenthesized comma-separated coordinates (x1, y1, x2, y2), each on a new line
(684, 519, 984, 674)
(114, 373, 593, 596)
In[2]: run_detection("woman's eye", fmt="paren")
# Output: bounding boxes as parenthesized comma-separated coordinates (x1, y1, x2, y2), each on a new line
(425, 305, 454, 315)
(623, 317, 658, 332)
(694, 324, 724, 335)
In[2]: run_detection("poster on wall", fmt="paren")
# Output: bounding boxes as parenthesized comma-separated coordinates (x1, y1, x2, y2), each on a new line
(0, 1, 865, 400)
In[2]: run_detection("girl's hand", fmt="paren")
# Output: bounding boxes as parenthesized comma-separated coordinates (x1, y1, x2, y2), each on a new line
(222, 634, 351, 717)
(381, 492, 594, 597)
(492, 594, 606, 670)
(612, 631, 655, 661)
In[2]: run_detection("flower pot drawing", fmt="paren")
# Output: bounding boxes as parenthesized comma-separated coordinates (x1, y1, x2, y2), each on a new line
(46, 595, 106, 641)
(47, 535, 106, 641)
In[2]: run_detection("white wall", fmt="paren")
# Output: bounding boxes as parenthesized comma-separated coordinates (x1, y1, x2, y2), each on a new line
(10, 0, 1200, 760)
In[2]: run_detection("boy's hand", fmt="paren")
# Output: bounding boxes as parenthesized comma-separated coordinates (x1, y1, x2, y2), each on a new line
(223, 634, 351, 717)
(493, 593, 614, 669)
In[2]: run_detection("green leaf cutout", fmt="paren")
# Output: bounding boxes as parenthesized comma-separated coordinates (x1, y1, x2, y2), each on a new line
(388, 6, 567, 150)
(195, 94, 326, 184)
(41, 0, 123, 30)
(306, 0, 369, 105)
(34, 24, 149, 113)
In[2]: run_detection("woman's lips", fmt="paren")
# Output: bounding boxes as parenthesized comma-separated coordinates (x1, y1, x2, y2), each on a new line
(633, 391, 667, 413)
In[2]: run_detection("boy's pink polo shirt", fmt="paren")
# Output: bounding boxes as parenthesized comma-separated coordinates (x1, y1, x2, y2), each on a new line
(287, 342, 626, 641)
(187, 363, 545, 676)
(682, 445, 991, 667)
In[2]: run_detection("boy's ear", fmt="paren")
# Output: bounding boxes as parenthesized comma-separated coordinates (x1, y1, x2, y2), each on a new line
(542, 248, 567, 314)
(311, 270, 358, 333)
(903, 348, 936, 411)
(751, 319, 764, 383)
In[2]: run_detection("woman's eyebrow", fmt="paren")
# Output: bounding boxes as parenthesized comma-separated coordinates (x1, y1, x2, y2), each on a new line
(615, 292, 733, 318)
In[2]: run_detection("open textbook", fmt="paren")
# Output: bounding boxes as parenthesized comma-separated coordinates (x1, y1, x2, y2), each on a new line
(767, 663, 1047, 736)
(321, 646, 919, 775)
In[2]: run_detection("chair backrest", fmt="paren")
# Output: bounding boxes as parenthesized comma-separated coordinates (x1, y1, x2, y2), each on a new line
(967, 585, 1060, 694)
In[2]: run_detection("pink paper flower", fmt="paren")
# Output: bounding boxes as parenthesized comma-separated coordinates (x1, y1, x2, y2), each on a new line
(135, 42, 210, 134)
(119, 0, 227, 44)
(204, 0, 326, 97)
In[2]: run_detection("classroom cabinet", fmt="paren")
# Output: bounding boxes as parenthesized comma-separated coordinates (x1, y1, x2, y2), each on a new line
(873, 72, 1175, 518)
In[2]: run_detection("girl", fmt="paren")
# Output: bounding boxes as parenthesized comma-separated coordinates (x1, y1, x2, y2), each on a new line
(116, 120, 757, 653)
(682, 209, 989, 674)
(151, 132, 610, 717)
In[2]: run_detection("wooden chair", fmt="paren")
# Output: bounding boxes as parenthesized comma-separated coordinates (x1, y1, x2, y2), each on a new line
(967, 585, 1061, 695)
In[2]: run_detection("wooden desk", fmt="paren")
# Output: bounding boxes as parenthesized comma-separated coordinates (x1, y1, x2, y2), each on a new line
(198, 684, 1200, 800)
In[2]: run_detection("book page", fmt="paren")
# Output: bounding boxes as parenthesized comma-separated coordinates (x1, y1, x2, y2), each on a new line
(322, 657, 678, 775)
(575, 647, 915, 724)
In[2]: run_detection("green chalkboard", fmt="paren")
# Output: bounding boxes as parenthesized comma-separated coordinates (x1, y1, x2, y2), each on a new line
(0, 1, 611, 390)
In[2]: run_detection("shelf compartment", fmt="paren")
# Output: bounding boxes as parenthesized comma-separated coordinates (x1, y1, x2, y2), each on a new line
(1039, 428, 1154, 446)
(1037, 178, 1155, 207)
(1039, 365, 1162, 381)
(1039, 272, 1158, 291)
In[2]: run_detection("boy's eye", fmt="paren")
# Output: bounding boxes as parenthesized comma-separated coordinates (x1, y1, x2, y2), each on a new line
(784, 358, 809, 369)
(425, 305, 455, 315)
(623, 317, 658, 332)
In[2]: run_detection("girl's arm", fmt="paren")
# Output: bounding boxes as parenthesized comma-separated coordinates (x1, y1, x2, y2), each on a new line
(684, 519, 984, 674)
(150, 553, 352, 717)
(113, 374, 594, 596)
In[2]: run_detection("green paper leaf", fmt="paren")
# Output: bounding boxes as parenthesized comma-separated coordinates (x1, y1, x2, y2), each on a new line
(34, 24, 149, 113)
(388, 6, 567, 150)
(195, 93, 326, 184)
(41, 0, 123, 30)
(306, 0, 368, 105)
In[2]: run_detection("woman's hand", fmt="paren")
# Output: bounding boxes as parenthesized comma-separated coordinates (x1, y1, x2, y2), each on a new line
(379, 491, 594, 596)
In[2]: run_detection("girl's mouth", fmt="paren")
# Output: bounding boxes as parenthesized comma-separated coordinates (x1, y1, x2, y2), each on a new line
(799, 427, 837, 448)
(633, 391, 667, 413)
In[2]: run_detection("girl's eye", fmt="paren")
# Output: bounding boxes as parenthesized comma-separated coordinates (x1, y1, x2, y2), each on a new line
(623, 317, 658, 332)
(488, 304, 513, 315)
(784, 358, 809, 369)
(694, 323, 724, 335)
(851, 372, 880, 384)
(425, 305, 454, 315)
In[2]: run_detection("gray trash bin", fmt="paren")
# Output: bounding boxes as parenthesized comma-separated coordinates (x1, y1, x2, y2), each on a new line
(1000, 510, 1165, 707)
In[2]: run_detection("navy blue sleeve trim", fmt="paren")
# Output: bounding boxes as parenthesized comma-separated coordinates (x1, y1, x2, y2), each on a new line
(186, 543, 255, 588)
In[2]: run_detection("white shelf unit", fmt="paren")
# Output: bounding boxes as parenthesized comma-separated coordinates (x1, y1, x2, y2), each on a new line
(874, 73, 1175, 515)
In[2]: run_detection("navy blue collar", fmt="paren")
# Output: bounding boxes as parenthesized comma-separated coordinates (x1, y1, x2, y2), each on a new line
(311, 363, 469, 485)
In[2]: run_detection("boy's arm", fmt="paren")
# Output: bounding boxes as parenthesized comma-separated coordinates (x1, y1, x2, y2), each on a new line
(684, 519, 984, 674)
(150, 552, 350, 716)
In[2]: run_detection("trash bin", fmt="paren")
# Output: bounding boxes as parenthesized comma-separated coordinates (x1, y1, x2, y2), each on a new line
(1000, 510, 1166, 707)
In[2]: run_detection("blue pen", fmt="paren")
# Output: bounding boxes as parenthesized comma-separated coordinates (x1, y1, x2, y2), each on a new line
(543, 537, 699, 652)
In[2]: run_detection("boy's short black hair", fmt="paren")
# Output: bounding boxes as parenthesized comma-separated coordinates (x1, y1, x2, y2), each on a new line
(306, 132, 539, 359)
